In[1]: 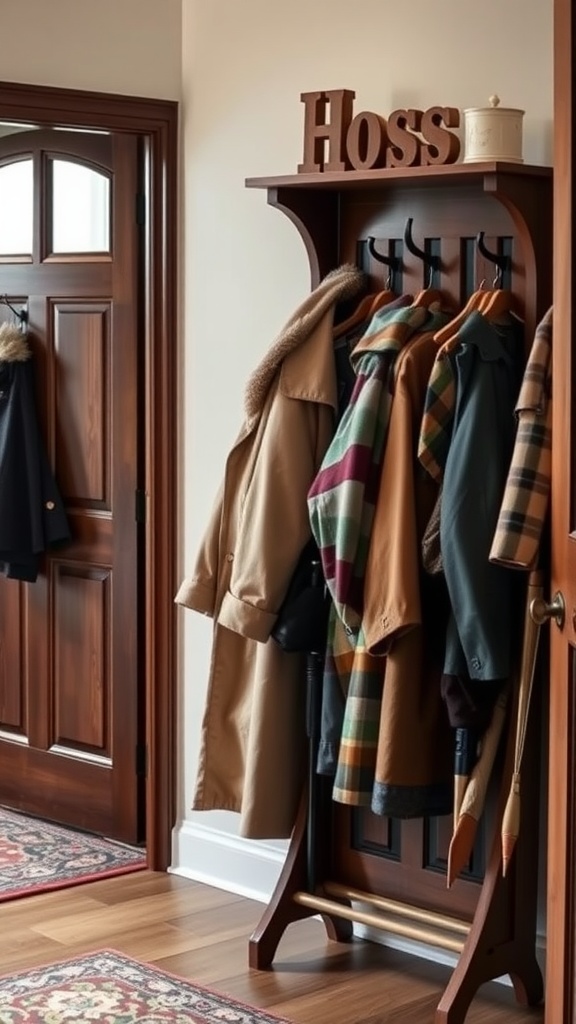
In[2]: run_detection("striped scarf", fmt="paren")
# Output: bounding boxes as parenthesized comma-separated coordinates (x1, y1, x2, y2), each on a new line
(308, 304, 429, 631)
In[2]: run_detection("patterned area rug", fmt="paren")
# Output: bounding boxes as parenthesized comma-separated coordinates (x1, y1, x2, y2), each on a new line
(0, 950, 291, 1023)
(0, 807, 146, 901)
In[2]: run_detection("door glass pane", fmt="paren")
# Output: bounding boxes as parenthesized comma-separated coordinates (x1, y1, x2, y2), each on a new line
(52, 159, 110, 253)
(0, 159, 33, 256)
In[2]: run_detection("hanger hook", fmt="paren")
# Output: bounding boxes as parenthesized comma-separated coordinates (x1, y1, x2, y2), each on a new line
(476, 232, 508, 288)
(367, 237, 400, 284)
(403, 218, 440, 283)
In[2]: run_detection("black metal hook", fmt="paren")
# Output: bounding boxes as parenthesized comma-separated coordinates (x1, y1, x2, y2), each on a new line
(403, 218, 440, 286)
(367, 237, 400, 273)
(0, 295, 28, 326)
(476, 232, 509, 286)
(366, 237, 400, 288)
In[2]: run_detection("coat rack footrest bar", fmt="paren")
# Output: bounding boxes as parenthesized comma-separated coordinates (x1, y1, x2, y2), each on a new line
(322, 882, 470, 935)
(293, 891, 465, 954)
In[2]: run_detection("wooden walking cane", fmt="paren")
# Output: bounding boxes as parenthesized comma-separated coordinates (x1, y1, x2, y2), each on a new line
(500, 569, 545, 876)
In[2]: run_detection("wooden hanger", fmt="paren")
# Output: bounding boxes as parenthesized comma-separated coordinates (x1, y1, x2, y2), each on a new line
(333, 234, 400, 339)
(333, 288, 395, 340)
(411, 287, 444, 310)
(478, 286, 521, 321)
(433, 285, 487, 352)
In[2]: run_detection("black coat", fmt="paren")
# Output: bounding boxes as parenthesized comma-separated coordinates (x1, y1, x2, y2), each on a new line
(0, 324, 70, 581)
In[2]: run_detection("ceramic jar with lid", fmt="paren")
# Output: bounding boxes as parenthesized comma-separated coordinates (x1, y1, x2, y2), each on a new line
(463, 95, 524, 163)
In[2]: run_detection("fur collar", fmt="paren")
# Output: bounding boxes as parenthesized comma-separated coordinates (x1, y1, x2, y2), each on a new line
(244, 264, 365, 419)
(0, 323, 30, 362)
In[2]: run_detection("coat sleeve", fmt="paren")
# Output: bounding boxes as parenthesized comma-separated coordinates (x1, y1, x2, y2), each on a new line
(174, 479, 224, 617)
(217, 391, 330, 644)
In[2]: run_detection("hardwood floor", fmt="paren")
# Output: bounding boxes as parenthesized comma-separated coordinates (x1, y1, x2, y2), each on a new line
(0, 870, 544, 1023)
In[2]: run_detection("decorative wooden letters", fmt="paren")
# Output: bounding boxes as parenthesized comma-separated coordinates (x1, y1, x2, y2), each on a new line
(298, 89, 461, 173)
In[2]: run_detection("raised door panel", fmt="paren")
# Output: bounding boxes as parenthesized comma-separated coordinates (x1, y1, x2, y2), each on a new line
(0, 579, 25, 734)
(53, 566, 110, 755)
(53, 303, 111, 509)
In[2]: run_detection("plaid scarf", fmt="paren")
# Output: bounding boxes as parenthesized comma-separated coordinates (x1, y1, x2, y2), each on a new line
(308, 304, 429, 631)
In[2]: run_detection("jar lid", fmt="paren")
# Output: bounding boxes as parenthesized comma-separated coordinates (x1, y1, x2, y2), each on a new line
(463, 94, 525, 116)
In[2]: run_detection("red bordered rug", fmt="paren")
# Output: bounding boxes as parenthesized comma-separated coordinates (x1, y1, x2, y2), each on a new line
(0, 950, 292, 1023)
(0, 807, 146, 901)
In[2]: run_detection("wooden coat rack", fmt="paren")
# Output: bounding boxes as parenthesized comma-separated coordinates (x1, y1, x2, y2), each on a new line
(244, 161, 552, 1024)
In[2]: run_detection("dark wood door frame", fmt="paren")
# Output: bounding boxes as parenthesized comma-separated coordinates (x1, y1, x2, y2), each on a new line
(548, 0, 575, 1019)
(0, 80, 178, 871)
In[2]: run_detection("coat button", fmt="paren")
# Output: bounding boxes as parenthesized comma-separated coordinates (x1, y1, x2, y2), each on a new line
(226, 553, 234, 562)
(45, 500, 55, 510)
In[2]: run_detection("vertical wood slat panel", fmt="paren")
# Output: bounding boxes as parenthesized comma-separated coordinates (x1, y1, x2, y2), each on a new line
(53, 567, 109, 753)
(53, 304, 110, 507)
(0, 578, 25, 732)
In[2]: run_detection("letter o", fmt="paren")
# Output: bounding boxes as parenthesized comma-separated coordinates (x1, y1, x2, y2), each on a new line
(346, 112, 388, 170)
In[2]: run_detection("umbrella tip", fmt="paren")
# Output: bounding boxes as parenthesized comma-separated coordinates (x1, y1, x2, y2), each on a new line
(447, 815, 479, 887)
(502, 834, 518, 877)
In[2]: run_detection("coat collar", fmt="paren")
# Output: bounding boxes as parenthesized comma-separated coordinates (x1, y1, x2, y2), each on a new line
(0, 323, 30, 362)
(244, 265, 365, 420)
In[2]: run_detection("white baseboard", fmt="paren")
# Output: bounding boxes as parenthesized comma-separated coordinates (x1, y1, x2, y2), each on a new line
(170, 818, 546, 990)
(169, 818, 285, 903)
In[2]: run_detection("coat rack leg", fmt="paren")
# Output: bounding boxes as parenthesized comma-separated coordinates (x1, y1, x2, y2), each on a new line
(248, 789, 353, 969)
(435, 668, 543, 1023)
(434, 851, 543, 1020)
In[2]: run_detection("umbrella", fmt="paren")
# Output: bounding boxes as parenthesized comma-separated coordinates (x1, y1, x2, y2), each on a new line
(447, 686, 510, 887)
(501, 569, 544, 877)
(453, 725, 480, 825)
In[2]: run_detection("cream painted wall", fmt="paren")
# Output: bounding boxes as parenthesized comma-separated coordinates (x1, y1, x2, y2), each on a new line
(175, 0, 553, 895)
(0, 0, 182, 100)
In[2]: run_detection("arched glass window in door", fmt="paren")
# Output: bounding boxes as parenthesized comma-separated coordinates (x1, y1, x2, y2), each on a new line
(51, 158, 111, 253)
(0, 158, 33, 257)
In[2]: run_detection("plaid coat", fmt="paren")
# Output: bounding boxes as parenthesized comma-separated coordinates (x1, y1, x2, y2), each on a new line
(490, 308, 552, 569)
(321, 322, 453, 816)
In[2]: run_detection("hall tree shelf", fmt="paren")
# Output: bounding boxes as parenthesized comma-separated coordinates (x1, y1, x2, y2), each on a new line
(244, 162, 552, 1024)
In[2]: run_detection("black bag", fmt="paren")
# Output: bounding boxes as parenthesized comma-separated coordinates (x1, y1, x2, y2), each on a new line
(271, 539, 330, 654)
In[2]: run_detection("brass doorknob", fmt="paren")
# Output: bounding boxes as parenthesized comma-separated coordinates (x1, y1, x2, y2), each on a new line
(529, 591, 565, 629)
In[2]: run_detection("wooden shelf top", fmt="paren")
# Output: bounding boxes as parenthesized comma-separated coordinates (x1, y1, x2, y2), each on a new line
(245, 162, 552, 191)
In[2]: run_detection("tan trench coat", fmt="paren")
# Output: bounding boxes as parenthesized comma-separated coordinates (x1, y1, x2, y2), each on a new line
(176, 266, 365, 838)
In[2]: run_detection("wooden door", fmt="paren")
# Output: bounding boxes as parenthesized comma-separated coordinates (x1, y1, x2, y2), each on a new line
(546, 0, 576, 1018)
(0, 129, 143, 845)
